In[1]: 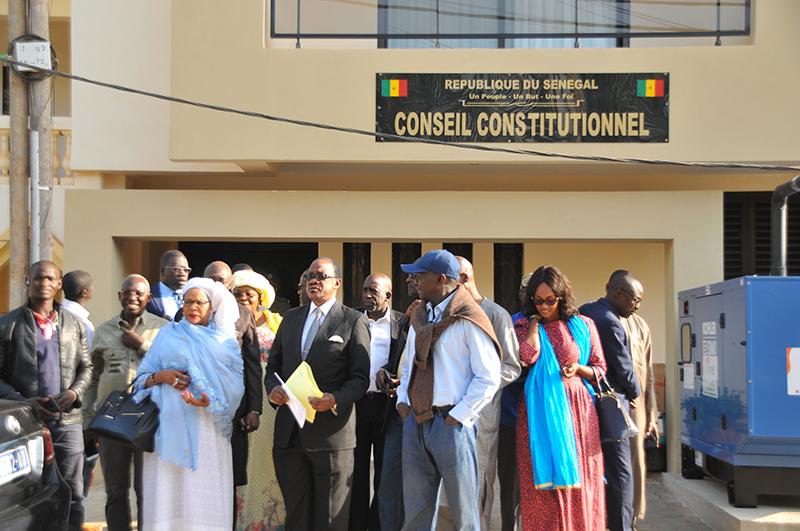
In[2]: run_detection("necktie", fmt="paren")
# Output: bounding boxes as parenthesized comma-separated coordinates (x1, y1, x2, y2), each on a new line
(302, 308, 321, 359)
(173, 290, 183, 308)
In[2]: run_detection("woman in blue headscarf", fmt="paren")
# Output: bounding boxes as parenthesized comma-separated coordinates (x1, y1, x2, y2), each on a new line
(514, 265, 607, 531)
(134, 277, 244, 531)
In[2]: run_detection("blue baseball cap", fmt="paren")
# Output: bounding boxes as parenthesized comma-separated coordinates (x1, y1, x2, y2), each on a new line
(401, 250, 460, 279)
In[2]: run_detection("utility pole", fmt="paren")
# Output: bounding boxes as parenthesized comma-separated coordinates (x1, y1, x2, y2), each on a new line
(8, 0, 29, 308)
(29, 0, 53, 261)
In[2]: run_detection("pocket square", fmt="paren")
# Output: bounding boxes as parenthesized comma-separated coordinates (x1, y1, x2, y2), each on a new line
(328, 335, 344, 343)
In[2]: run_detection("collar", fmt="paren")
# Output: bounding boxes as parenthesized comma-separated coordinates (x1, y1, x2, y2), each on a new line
(599, 297, 621, 317)
(159, 282, 181, 296)
(61, 298, 90, 321)
(426, 288, 458, 323)
(308, 297, 337, 319)
(365, 306, 391, 323)
(118, 311, 146, 328)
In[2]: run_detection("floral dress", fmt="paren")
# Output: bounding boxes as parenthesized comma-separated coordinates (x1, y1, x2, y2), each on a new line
(515, 316, 607, 531)
(235, 319, 286, 530)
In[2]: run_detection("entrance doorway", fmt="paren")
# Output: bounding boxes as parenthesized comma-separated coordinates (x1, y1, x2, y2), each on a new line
(178, 241, 318, 310)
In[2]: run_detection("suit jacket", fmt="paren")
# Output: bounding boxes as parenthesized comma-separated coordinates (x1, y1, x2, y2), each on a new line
(144, 282, 174, 321)
(265, 301, 371, 451)
(579, 298, 641, 401)
(0, 302, 93, 426)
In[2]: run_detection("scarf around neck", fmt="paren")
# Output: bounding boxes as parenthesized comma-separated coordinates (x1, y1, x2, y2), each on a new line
(407, 285, 500, 423)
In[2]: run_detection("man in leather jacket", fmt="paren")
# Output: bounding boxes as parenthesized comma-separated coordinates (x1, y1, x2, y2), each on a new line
(0, 260, 93, 531)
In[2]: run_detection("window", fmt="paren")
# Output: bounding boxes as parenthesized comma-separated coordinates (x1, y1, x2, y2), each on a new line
(392, 242, 422, 311)
(344, 243, 372, 308)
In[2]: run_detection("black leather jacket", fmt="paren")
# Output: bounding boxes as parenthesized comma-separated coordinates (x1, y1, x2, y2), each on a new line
(0, 302, 93, 426)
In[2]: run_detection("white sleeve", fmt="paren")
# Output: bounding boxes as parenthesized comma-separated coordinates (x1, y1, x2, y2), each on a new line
(449, 322, 502, 427)
(395, 326, 416, 408)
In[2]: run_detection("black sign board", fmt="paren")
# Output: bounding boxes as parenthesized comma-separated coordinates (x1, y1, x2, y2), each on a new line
(376, 73, 669, 143)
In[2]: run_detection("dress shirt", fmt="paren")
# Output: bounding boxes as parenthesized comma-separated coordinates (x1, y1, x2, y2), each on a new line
(365, 307, 392, 392)
(396, 292, 501, 428)
(157, 282, 181, 321)
(301, 297, 337, 350)
(83, 311, 168, 424)
(62, 298, 94, 348)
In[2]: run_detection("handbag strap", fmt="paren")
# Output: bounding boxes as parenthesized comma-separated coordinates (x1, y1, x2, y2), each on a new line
(590, 365, 613, 394)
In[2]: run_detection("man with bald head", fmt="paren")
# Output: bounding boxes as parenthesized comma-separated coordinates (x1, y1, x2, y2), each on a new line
(85, 274, 168, 531)
(435, 256, 520, 531)
(266, 257, 371, 531)
(205, 260, 234, 289)
(0, 260, 93, 531)
(580, 270, 643, 531)
(350, 273, 405, 531)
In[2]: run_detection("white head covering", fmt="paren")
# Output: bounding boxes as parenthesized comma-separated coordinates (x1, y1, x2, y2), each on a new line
(182, 277, 239, 339)
(231, 270, 276, 309)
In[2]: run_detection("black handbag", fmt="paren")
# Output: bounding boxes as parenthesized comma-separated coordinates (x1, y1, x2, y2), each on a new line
(88, 382, 159, 452)
(591, 367, 639, 443)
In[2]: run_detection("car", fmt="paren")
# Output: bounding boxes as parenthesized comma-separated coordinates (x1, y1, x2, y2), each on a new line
(0, 399, 70, 530)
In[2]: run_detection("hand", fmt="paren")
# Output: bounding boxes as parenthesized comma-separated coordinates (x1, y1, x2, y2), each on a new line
(29, 397, 56, 421)
(243, 412, 260, 432)
(376, 369, 400, 397)
(629, 397, 638, 410)
(646, 420, 659, 445)
(180, 389, 210, 407)
(397, 402, 410, 419)
(444, 414, 461, 426)
(156, 370, 190, 390)
(309, 392, 336, 412)
(268, 386, 289, 406)
(55, 390, 78, 411)
(562, 363, 580, 379)
(120, 328, 145, 351)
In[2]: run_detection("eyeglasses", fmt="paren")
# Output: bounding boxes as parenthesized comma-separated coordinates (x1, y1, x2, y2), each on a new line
(164, 266, 192, 274)
(306, 272, 338, 282)
(533, 296, 560, 307)
(183, 299, 210, 308)
(120, 289, 148, 298)
(620, 288, 642, 305)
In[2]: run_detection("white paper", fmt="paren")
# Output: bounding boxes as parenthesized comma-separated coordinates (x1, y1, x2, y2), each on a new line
(275, 373, 306, 428)
(787, 347, 800, 396)
(683, 364, 695, 391)
(702, 351, 719, 398)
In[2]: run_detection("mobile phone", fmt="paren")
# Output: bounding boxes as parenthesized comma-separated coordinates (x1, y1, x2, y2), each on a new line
(42, 397, 60, 413)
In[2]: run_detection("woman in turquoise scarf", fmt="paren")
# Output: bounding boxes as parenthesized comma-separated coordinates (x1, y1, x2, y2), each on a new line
(134, 277, 244, 531)
(514, 265, 607, 530)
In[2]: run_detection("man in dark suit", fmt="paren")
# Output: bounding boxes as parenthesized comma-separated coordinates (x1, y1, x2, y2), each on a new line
(580, 270, 643, 531)
(146, 249, 190, 320)
(203, 261, 263, 527)
(266, 257, 371, 531)
(349, 273, 406, 531)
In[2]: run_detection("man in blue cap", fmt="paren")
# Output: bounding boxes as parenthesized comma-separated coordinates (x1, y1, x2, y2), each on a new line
(395, 249, 501, 531)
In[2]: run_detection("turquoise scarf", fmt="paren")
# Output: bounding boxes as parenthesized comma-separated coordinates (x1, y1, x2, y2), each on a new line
(524, 315, 594, 490)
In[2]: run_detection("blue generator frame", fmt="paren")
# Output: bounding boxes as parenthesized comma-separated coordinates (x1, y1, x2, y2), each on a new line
(678, 276, 800, 507)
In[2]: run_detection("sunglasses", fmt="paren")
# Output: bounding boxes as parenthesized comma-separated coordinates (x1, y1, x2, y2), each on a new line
(306, 272, 338, 282)
(620, 288, 642, 304)
(533, 296, 560, 307)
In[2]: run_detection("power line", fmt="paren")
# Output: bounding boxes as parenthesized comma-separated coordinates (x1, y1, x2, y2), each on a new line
(0, 53, 797, 173)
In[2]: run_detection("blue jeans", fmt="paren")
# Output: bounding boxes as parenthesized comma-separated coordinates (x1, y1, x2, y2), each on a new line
(401, 411, 479, 531)
(50, 423, 85, 531)
(378, 412, 404, 531)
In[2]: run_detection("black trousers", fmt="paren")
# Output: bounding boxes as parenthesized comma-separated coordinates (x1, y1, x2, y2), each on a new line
(98, 436, 143, 531)
(497, 424, 520, 531)
(602, 437, 635, 531)
(274, 429, 355, 531)
(350, 393, 388, 531)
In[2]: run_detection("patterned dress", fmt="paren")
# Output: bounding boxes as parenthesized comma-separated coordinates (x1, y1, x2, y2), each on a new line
(515, 316, 607, 531)
(235, 320, 286, 530)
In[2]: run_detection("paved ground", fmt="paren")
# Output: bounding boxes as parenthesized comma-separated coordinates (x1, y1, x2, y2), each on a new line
(84, 468, 712, 530)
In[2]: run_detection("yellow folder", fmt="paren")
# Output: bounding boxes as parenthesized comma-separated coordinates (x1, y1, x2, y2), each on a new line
(285, 361, 324, 423)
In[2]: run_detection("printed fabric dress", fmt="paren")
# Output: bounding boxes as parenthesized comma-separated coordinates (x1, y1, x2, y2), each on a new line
(235, 320, 286, 530)
(515, 316, 607, 531)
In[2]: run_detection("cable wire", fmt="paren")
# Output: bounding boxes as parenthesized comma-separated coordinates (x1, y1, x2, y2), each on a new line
(0, 53, 796, 173)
